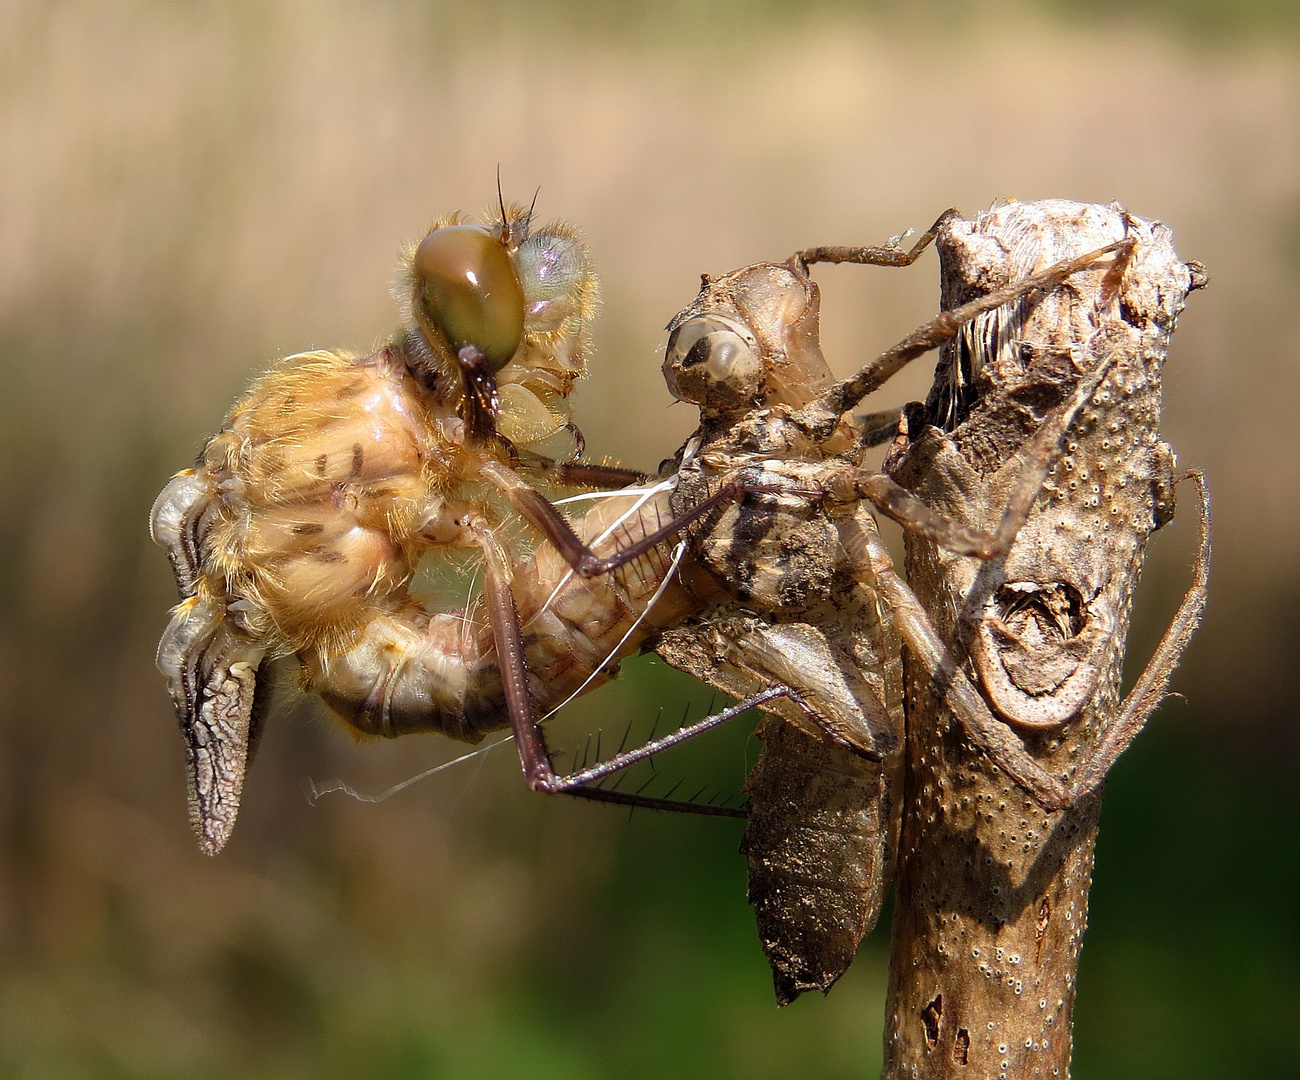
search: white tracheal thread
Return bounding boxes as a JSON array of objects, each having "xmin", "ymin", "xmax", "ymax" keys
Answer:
[
  {"xmin": 524, "ymin": 474, "xmax": 681, "ymax": 633},
  {"xmin": 307, "ymin": 735, "xmax": 514, "ymax": 804},
  {"xmin": 307, "ymin": 530, "xmax": 688, "ymax": 802},
  {"xmin": 538, "ymin": 536, "xmax": 687, "ymax": 723},
  {"xmin": 530, "ymin": 441, "xmax": 704, "ymax": 718},
  {"xmin": 452, "ymin": 563, "xmax": 481, "ymax": 637},
  {"xmin": 309, "ymin": 463, "xmax": 700, "ymax": 804}
]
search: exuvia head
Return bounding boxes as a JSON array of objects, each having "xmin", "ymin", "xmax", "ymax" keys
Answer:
[{"xmin": 663, "ymin": 261, "xmax": 834, "ymax": 417}]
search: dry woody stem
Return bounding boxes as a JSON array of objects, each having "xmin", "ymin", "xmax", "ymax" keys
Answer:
[{"xmin": 880, "ymin": 201, "xmax": 1207, "ymax": 1079}]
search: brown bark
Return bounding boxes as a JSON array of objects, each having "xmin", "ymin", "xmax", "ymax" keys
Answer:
[{"xmin": 880, "ymin": 201, "xmax": 1202, "ymax": 1078}]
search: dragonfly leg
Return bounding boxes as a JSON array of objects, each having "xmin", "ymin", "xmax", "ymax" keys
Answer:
[
  {"xmin": 484, "ymin": 459, "xmax": 768, "ymax": 579},
  {"xmin": 796, "ymin": 236, "xmax": 1135, "ymax": 436},
  {"xmin": 793, "ymin": 209, "xmax": 958, "ymax": 273},
  {"xmin": 839, "ymin": 514, "xmax": 1071, "ymax": 811},
  {"xmin": 856, "ymin": 346, "xmax": 1120, "ymax": 559},
  {"xmin": 479, "ymin": 527, "xmax": 777, "ymax": 817}
]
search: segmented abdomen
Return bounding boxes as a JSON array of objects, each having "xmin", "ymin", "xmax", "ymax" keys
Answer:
[
  {"xmin": 307, "ymin": 485, "xmax": 709, "ymax": 741},
  {"xmin": 513, "ymin": 488, "xmax": 709, "ymax": 700},
  {"xmin": 742, "ymin": 563, "xmax": 905, "ymax": 1004},
  {"xmin": 741, "ymin": 714, "xmax": 898, "ymax": 1005}
]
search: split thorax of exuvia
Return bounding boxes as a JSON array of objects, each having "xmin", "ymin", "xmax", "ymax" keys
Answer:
[
  {"xmin": 397, "ymin": 203, "xmax": 599, "ymax": 449},
  {"xmin": 658, "ymin": 260, "xmax": 873, "ymax": 620},
  {"xmin": 662, "ymin": 259, "xmax": 857, "ymax": 460}
]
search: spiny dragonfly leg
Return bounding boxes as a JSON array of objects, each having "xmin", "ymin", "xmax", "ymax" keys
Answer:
[
  {"xmin": 484, "ymin": 459, "xmax": 764, "ymax": 579},
  {"xmin": 793, "ymin": 208, "xmax": 958, "ymax": 273},
  {"xmin": 796, "ymin": 236, "xmax": 1136, "ymax": 436},
  {"xmin": 480, "ymin": 534, "xmax": 795, "ymax": 819}
]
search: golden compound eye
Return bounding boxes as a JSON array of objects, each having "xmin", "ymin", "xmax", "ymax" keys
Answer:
[{"xmin": 413, "ymin": 225, "xmax": 525, "ymax": 371}]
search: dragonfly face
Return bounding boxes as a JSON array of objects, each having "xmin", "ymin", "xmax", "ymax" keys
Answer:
[{"xmin": 403, "ymin": 208, "xmax": 599, "ymax": 445}]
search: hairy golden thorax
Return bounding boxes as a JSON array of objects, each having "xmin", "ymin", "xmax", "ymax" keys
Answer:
[{"xmin": 198, "ymin": 345, "xmax": 489, "ymax": 655}]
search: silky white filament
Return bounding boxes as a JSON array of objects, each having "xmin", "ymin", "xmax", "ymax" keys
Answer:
[
  {"xmin": 524, "ymin": 474, "xmax": 678, "ymax": 631},
  {"xmin": 307, "ymin": 735, "xmax": 514, "ymax": 804},
  {"xmin": 539, "ymin": 537, "xmax": 687, "ymax": 722}
]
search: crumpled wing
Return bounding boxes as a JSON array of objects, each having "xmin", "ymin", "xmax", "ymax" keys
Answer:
[
  {"xmin": 150, "ymin": 470, "xmax": 211, "ymax": 598},
  {"xmin": 156, "ymin": 597, "xmax": 268, "ymax": 855},
  {"xmin": 656, "ymin": 616, "xmax": 897, "ymax": 758},
  {"xmin": 152, "ymin": 468, "xmax": 273, "ymax": 854}
]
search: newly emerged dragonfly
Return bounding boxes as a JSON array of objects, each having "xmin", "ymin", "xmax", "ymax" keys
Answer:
[{"xmin": 150, "ymin": 196, "xmax": 706, "ymax": 855}]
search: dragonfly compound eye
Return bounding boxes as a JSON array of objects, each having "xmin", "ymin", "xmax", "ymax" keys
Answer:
[
  {"xmin": 663, "ymin": 315, "xmax": 763, "ymax": 412},
  {"xmin": 413, "ymin": 225, "xmax": 525, "ymax": 371},
  {"xmin": 513, "ymin": 231, "xmax": 592, "ymax": 334}
]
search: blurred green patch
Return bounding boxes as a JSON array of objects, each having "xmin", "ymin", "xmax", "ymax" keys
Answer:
[
  {"xmin": 364, "ymin": 0, "xmax": 1300, "ymax": 50},
  {"xmin": 428, "ymin": 0, "xmax": 1300, "ymax": 39},
  {"xmin": 1078, "ymin": 717, "xmax": 1300, "ymax": 1080},
  {"xmin": 1048, "ymin": 0, "xmax": 1300, "ymax": 35}
]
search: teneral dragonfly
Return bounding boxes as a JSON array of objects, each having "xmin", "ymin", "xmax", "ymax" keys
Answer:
[{"xmin": 149, "ymin": 196, "xmax": 709, "ymax": 855}]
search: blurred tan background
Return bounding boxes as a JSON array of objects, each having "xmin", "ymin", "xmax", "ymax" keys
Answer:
[{"xmin": 1, "ymin": 1, "xmax": 1297, "ymax": 1077}]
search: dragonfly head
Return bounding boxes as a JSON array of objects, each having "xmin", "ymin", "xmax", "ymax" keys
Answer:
[
  {"xmin": 402, "ymin": 200, "xmax": 599, "ymax": 447},
  {"xmin": 663, "ymin": 262, "xmax": 834, "ymax": 418}
]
